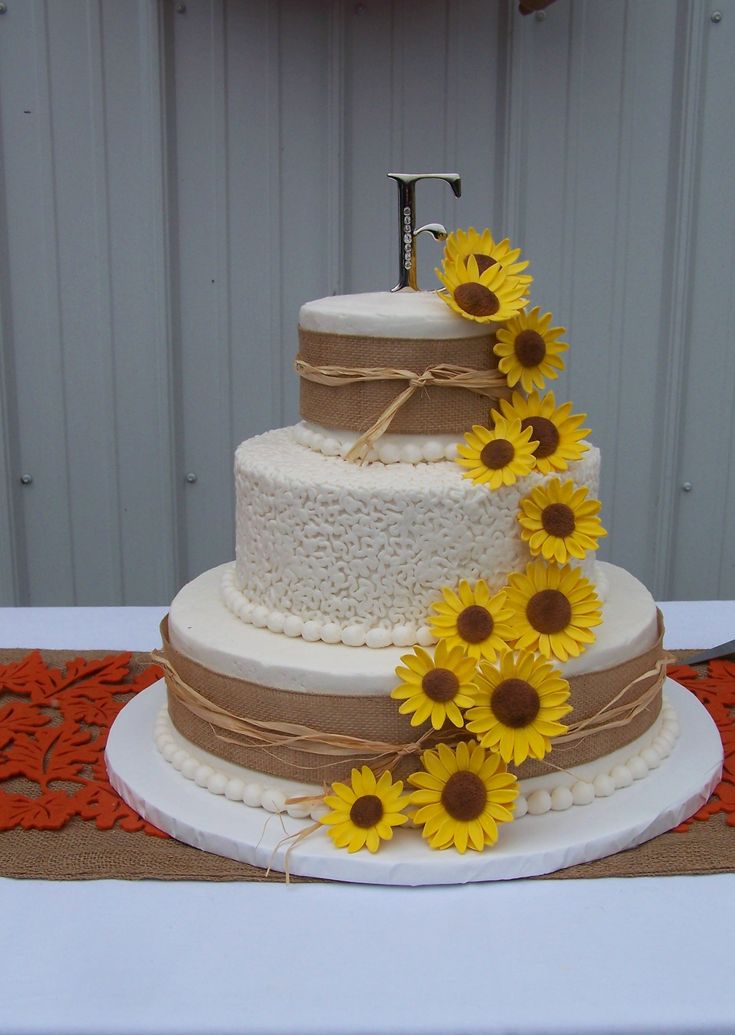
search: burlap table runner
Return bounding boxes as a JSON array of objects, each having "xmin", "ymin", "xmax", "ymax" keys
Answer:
[{"xmin": 0, "ymin": 646, "xmax": 732, "ymax": 882}]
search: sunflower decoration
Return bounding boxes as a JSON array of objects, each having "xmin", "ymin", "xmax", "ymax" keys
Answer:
[
  {"xmin": 429, "ymin": 579, "xmax": 515, "ymax": 662},
  {"xmin": 518, "ymin": 478, "xmax": 607, "ymax": 564},
  {"xmin": 443, "ymin": 227, "xmax": 533, "ymax": 287},
  {"xmin": 455, "ymin": 417, "xmax": 538, "ymax": 489},
  {"xmin": 408, "ymin": 740, "xmax": 519, "ymax": 853},
  {"xmin": 436, "ymin": 254, "xmax": 528, "ymax": 324},
  {"xmin": 392, "ymin": 640, "xmax": 479, "ymax": 731},
  {"xmin": 493, "ymin": 308, "xmax": 568, "ymax": 392},
  {"xmin": 319, "ymin": 766, "xmax": 411, "ymax": 853},
  {"xmin": 504, "ymin": 559, "xmax": 602, "ymax": 662},
  {"xmin": 466, "ymin": 650, "xmax": 572, "ymax": 766},
  {"xmin": 492, "ymin": 390, "xmax": 590, "ymax": 475}
]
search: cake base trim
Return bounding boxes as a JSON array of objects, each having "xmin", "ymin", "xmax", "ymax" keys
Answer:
[
  {"xmin": 105, "ymin": 678, "xmax": 723, "ymax": 883},
  {"xmin": 154, "ymin": 612, "xmax": 666, "ymax": 785}
]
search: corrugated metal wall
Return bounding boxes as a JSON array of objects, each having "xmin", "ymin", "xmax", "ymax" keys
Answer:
[{"xmin": 1, "ymin": 0, "xmax": 734, "ymax": 606}]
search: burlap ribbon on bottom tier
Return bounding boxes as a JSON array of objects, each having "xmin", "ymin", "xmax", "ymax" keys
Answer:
[{"xmin": 154, "ymin": 614, "xmax": 666, "ymax": 785}]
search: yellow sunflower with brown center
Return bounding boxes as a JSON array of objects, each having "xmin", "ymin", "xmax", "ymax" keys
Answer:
[
  {"xmin": 504, "ymin": 560, "xmax": 602, "ymax": 662},
  {"xmin": 518, "ymin": 478, "xmax": 607, "ymax": 564},
  {"xmin": 319, "ymin": 766, "xmax": 411, "ymax": 853},
  {"xmin": 391, "ymin": 640, "xmax": 479, "ymax": 730},
  {"xmin": 429, "ymin": 579, "xmax": 515, "ymax": 662},
  {"xmin": 443, "ymin": 227, "xmax": 532, "ymax": 286},
  {"xmin": 436, "ymin": 254, "xmax": 528, "ymax": 324},
  {"xmin": 465, "ymin": 650, "xmax": 572, "ymax": 766},
  {"xmin": 408, "ymin": 740, "xmax": 519, "ymax": 853},
  {"xmin": 493, "ymin": 307, "xmax": 568, "ymax": 392},
  {"xmin": 492, "ymin": 390, "xmax": 590, "ymax": 474},
  {"xmin": 455, "ymin": 417, "xmax": 538, "ymax": 489}
]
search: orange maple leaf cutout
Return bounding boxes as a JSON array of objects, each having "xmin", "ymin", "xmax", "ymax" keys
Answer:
[{"xmin": 0, "ymin": 650, "xmax": 166, "ymax": 839}]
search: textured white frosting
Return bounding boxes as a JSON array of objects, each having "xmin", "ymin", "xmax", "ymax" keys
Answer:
[
  {"xmin": 299, "ymin": 289, "xmax": 492, "ymax": 339},
  {"xmin": 293, "ymin": 421, "xmax": 462, "ymax": 465},
  {"xmin": 154, "ymin": 698, "xmax": 679, "ymax": 821},
  {"xmin": 170, "ymin": 561, "xmax": 658, "ymax": 696},
  {"xmin": 231, "ymin": 427, "xmax": 602, "ymax": 648}
]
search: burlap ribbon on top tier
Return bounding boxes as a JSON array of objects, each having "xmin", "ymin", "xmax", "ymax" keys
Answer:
[
  {"xmin": 296, "ymin": 327, "xmax": 509, "ymax": 461},
  {"xmin": 154, "ymin": 614, "xmax": 666, "ymax": 786}
]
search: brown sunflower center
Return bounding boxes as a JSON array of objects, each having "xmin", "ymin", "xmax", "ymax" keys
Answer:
[
  {"xmin": 349, "ymin": 794, "xmax": 384, "ymax": 829},
  {"xmin": 473, "ymin": 252, "xmax": 497, "ymax": 275},
  {"xmin": 541, "ymin": 502, "xmax": 576, "ymax": 538},
  {"xmin": 521, "ymin": 416, "xmax": 560, "ymax": 459},
  {"xmin": 491, "ymin": 677, "xmax": 541, "ymax": 728},
  {"xmin": 514, "ymin": 329, "xmax": 547, "ymax": 368},
  {"xmin": 441, "ymin": 770, "xmax": 487, "ymax": 821},
  {"xmin": 526, "ymin": 589, "xmax": 572, "ymax": 634},
  {"xmin": 456, "ymin": 604, "xmax": 494, "ymax": 644},
  {"xmin": 454, "ymin": 282, "xmax": 500, "ymax": 318},
  {"xmin": 480, "ymin": 438, "xmax": 515, "ymax": 470},
  {"xmin": 422, "ymin": 667, "xmax": 460, "ymax": 703}
]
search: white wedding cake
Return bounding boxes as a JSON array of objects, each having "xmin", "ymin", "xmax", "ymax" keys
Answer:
[{"xmin": 152, "ymin": 216, "xmax": 675, "ymax": 860}]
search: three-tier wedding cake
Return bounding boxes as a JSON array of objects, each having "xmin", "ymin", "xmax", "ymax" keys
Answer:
[{"xmin": 150, "ymin": 184, "xmax": 677, "ymax": 863}]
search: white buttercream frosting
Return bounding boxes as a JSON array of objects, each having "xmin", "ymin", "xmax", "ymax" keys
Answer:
[
  {"xmin": 299, "ymin": 289, "xmax": 492, "ymax": 339},
  {"xmin": 231, "ymin": 427, "xmax": 602, "ymax": 647},
  {"xmin": 170, "ymin": 561, "xmax": 658, "ymax": 695}
]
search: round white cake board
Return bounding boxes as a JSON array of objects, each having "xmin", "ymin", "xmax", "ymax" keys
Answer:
[{"xmin": 106, "ymin": 678, "xmax": 723, "ymax": 886}]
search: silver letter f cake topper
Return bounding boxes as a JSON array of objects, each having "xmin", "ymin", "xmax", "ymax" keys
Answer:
[{"xmin": 388, "ymin": 172, "xmax": 461, "ymax": 291}]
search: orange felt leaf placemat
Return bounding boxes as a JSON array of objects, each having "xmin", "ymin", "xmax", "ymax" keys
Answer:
[{"xmin": 0, "ymin": 647, "xmax": 732, "ymax": 881}]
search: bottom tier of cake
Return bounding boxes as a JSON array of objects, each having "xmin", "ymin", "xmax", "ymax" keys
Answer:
[
  {"xmin": 104, "ymin": 678, "xmax": 724, "ymax": 883},
  {"xmin": 156, "ymin": 560, "xmax": 665, "ymax": 807}
]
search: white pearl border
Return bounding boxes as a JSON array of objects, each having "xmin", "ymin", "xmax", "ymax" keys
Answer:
[
  {"xmin": 154, "ymin": 708, "xmax": 327, "ymax": 822},
  {"xmin": 293, "ymin": 421, "xmax": 460, "ymax": 465},
  {"xmin": 221, "ymin": 565, "xmax": 436, "ymax": 649},
  {"xmin": 154, "ymin": 700, "xmax": 680, "ymax": 824}
]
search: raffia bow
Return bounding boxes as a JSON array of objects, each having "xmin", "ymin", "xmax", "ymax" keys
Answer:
[{"xmin": 294, "ymin": 356, "xmax": 509, "ymax": 463}]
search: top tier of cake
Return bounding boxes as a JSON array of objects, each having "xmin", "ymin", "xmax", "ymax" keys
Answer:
[
  {"xmin": 297, "ymin": 290, "xmax": 504, "ymax": 445},
  {"xmin": 299, "ymin": 288, "xmax": 493, "ymax": 340}
]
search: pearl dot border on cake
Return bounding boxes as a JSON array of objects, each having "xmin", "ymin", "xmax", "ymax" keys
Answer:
[
  {"xmin": 154, "ymin": 700, "xmax": 680, "ymax": 823},
  {"xmin": 293, "ymin": 421, "xmax": 460, "ymax": 465},
  {"xmin": 221, "ymin": 565, "xmax": 437, "ymax": 649}
]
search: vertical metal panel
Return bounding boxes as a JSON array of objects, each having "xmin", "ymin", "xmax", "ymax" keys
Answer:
[
  {"xmin": 0, "ymin": 0, "xmax": 177, "ymax": 605},
  {"xmin": 166, "ymin": 0, "xmax": 236, "ymax": 583},
  {"xmin": 0, "ymin": 0, "xmax": 77, "ymax": 604},
  {"xmin": 669, "ymin": 0, "xmax": 735, "ymax": 598},
  {"xmin": 1, "ymin": 0, "xmax": 735, "ymax": 604},
  {"xmin": 0, "ymin": 297, "xmax": 21, "ymax": 605},
  {"xmin": 223, "ymin": 0, "xmax": 285, "ymax": 444},
  {"xmin": 101, "ymin": 0, "xmax": 178, "ymax": 605},
  {"xmin": 278, "ymin": 1, "xmax": 335, "ymax": 422}
]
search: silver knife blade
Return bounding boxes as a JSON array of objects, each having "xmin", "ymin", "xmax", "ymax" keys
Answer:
[{"xmin": 680, "ymin": 638, "xmax": 735, "ymax": 666}]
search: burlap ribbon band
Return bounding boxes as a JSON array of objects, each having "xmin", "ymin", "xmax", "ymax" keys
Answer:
[
  {"xmin": 155, "ymin": 613, "xmax": 666, "ymax": 786},
  {"xmin": 297, "ymin": 327, "xmax": 509, "ymax": 460}
]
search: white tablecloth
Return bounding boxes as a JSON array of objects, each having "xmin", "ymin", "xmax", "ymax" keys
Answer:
[{"xmin": 1, "ymin": 602, "xmax": 734, "ymax": 1035}]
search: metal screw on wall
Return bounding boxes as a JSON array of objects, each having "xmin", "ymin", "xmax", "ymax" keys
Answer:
[
  {"xmin": 175, "ymin": 2, "xmax": 186, "ymax": 12},
  {"xmin": 681, "ymin": 482, "xmax": 693, "ymax": 492},
  {"xmin": 19, "ymin": 474, "xmax": 33, "ymax": 485},
  {"xmin": 0, "ymin": 5, "xmax": 8, "ymax": 15},
  {"xmin": 711, "ymin": 11, "xmax": 722, "ymax": 22},
  {"xmin": 185, "ymin": 472, "xmax": 198, "ymax": 484},
  {"xmin": 535, "ymin": 10, "xmax": 546, "ymax": 21}
]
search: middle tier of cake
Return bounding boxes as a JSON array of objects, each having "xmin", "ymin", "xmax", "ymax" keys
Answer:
[{"xmin": 224, "ymin": 426, "xmax": 604, "ymax": 648}]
